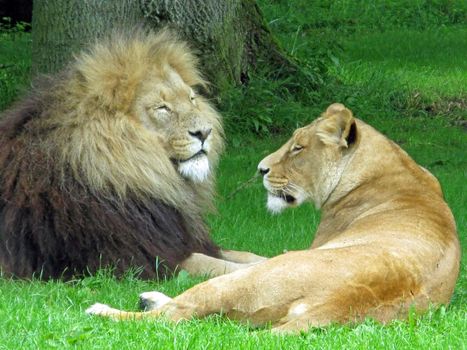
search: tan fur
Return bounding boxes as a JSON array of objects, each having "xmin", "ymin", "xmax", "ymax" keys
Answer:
[{"xmin": 86, "ymin": 104, "xmax": 460, "ymax": 333}]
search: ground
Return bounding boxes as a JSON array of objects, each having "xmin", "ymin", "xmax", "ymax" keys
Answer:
[{"xmin": 0, "ymin": 0, "xmax": 466, "ymax": 348}]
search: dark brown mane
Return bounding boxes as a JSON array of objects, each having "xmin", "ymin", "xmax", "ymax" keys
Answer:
[{"xmin": 0, "ymin": 36, "xmax": 221, "ymax": 280}]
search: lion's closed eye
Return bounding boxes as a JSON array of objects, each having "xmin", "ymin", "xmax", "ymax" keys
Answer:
[
  {"xmin": 155, "ymin": 105, "xmax": 171, "ymax": 113},
  {"xmin": 290, "ymin": 144, "xmax": 304, "ymax": 154},
  {"xmin": 147, "ymin": 103, "xmax": 170, "ymax": 114}
]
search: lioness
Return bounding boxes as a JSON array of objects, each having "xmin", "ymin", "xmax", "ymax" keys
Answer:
[{"xmin": 86, "ymin": 103, "xmax": 460, "ymax": 333}]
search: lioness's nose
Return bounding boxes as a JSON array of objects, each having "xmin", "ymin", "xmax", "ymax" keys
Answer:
[
  {"xmin": 189, "ymin": 128, "xmax": 212, "ymax": 142},
  {"xmin": 258, "ymin": 166, "xmax": 270, "ymax": 176}
]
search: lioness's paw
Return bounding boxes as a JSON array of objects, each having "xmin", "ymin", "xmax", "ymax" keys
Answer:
[
  {"xmin": 85, "ymin": 303, "xmax": 115, "ymax": 316},
  {"xmin": 139, "ymin": 291, "xmax": 172, "ymax": 311}
]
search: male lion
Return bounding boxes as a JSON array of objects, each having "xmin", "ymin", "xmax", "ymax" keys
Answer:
[
  {"xmin": 86, "ymin": 103, "xmax": 460, "ymax": 333},
  {"xmin": 0, "ymin": 30, "xmax": 264, "ymax": 280}
]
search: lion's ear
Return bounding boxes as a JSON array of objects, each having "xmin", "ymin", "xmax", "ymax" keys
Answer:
[{"xmin": 317, "ymin": 104, "xmax": 357, "ymax": 148}]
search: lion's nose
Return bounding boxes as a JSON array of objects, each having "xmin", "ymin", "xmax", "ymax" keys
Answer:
[
  {"xmin": 189, "ymin": 128, "xmax": 212, "ymax": 142},
  {"xmin": 258, "ymin": 166, "xmax": 270, "ymax": 176}
]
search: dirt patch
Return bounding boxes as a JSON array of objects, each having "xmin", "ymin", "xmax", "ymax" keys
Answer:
[
  {"xmin": 425, "ymin": 97, "xmax": 467, "ymax": 116},
  {"xmin": 416, "ymin": 95, "xmax": 467, "ymax": 131}
]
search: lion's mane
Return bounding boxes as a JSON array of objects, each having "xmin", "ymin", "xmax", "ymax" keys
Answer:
[{"xmin": 0, "ymin": 30, "xmax": 222, "ymax": 279}]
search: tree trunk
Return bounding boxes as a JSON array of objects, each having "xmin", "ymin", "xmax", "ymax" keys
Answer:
[
  {"xmin": 32, "ymin": 0, "xmax": 141, "ymax": 75},
  {"xmin": 140, "ymin": 0, "xmax": 292, "ymax": 90},
  {"xmin": 32, "ymin": 0, "xmax": 293, "ymax": 91}
]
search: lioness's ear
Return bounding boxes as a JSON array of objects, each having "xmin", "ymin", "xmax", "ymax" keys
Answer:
[
  {"xmin": 324, "ymin": 103, "xmax": 347, "ymax": 116},
  {"xmin": 317, "ymin": 104, "xmax": 357, "ymax": 148}
]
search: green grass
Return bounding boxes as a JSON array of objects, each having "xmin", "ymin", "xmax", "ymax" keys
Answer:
[
  {"xmin": 333, "ymin": 26, "xmax": 467, "ymax": 114},
  {"xmin": 1, "ymin": 1, "xmax": 466, "ymax": 348},
  {"xmin": 0, "ymin": 31, "xmax": 31, "ymax": 111},
  {"xmin": 0, "ymin": 125, "xmax": 465, "ymax": 349},
  {"xmin": 0, "ymin": 277, "xmax": 465, "ymax": 349}
]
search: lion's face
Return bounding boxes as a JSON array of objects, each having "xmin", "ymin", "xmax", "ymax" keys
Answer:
[
  {"xmin": 133, "ymin": 67, "xmax": 222, "ymax": 184},
  {"xmin": 258, "ymin": 104, "xmax": 357, "ymax": 213},
  {"xmin": 53, "ymin": 30, "xmax": 225, "ymax": 206}
]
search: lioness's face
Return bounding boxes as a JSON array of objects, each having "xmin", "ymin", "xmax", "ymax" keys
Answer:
[
  {"xmin": 258, "ymin": 104, "xmax": 356, "ymax": 213},
  {"xmin": 134, "ymin": 67, "xmax": 222, "ymax": 183},
  {"xmin": 258, "ymin": 124, "xmax": 324, "ymax": 213}
]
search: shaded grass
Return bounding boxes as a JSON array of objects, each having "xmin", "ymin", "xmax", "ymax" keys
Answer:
[
  {"xmin": 0, "ymin": 32, "xmax": 31, "ymax": 111},
  {"xmin": 226, "ymin": 0, "xmax": 467, "ymax": 135}
]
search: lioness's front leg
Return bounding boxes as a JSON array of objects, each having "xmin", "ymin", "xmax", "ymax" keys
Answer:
[
  {"xmin": 88, "ymin": 251, "xmax": 316, "ymax": 326},
  {"xmin": 88, "ymin": 265, "xmax": 261, "ymax": 322},
  {"xmin": 87, "ymin": 247, "xmax": 428, "ymax": 333}
]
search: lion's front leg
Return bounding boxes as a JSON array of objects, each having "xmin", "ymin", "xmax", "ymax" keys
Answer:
[
  {"xmin": 179, "ymin": 252, "xmax": 260, "ymax": 277},
  {"xmin": 219, "ymin": 249, "xmax": 267, "ymax": 264}
]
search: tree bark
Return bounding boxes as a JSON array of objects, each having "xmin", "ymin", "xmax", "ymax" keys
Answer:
[
  {"xmin": 140, "ymin": 0, "xmax": 292, "ymax": 90},
  {"xmin": 32, "ymin": 0, "xmax": 293, "ymax": 91},
  {"xmin": 32, "ymin": 0, "xmax": 141, "ymax": 75}
]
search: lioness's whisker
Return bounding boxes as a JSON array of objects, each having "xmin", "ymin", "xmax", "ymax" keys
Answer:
[{"xmin": 225, "ymin": 173, "xmax": 260, "ymax": 200}]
